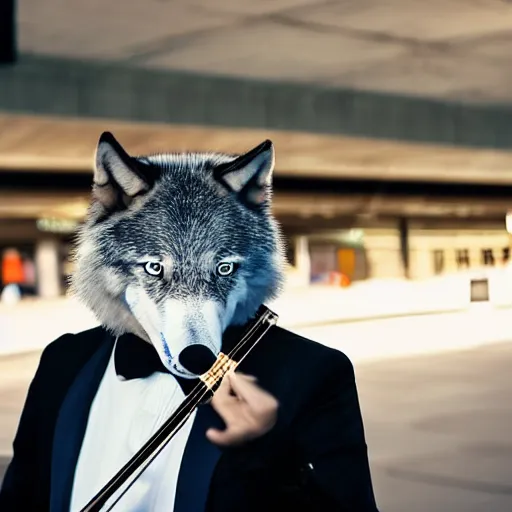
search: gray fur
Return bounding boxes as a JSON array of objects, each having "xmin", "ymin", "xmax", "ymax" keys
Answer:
[{"xmin": 70, "ymin": 133, "xmax": 286, "ymax": 378}]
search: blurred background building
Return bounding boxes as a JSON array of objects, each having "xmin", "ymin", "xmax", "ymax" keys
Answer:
[{"xmin": 2, "ymin": 0, "xmax": 512, "ymax": 299}]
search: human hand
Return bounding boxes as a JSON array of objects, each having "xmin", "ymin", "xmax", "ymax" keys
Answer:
[{"xmin": 206, "ymin": 372, "xmax": 279, "ymax": 447}]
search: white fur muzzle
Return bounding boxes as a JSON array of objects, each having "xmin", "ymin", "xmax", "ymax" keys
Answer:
[{"xmin": 124, "ymin": 285, "xmax": 223, "ymax": 379}]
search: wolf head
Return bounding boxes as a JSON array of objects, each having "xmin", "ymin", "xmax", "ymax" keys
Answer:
[{"xmin": 70, "ymin": 133, "xmax": 286, "ymax": 379}]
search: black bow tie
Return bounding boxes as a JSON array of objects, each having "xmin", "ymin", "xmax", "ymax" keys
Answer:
[
  {"xmin": 114, "ymin": 333, "xmax": 199, "ymax": 395},
  {"xmin": 113, "ymin": 325, "xmax": 247, "ymax": 393},
  {"xmin": 114, "ymin": 333, "xmax": 171, "ymax": 381}
]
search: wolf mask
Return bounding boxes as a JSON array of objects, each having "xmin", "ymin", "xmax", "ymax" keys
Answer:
[{"xmin": 70, "ymin": 132, "xmax": 286, "ymax": 379}]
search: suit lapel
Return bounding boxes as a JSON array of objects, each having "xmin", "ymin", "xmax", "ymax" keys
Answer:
[
  {"xmin": 174, "ymin": 403, "xmax": 223, "ymax": 512},
  {"xmin": 173, "ymin": 324, "xmax": 273, "ymax": 512},
  {"xmin": 50, "ymin": 336, "xmax": 114, "ymax": 512},
  {"xmin": 173, "ymin": 326, "xmax": 249, "ymax": 512}
]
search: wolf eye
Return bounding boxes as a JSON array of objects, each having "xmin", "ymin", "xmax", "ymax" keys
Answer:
[
  {"xmin": 216, "ymin": 261, "xmax": 237, "ymax": 277},
  {"xmin": 144, "ymin": 262, "xmax": 164, "ymax": 277}
]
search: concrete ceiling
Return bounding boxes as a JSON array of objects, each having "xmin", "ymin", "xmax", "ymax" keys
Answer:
[
  {"xmin": 3, "ymin": 114, "xmax": 512, "ymax": 185},
  {"xmin": 18, "ymin": 0, "xmax": 512, "ymax": 104}
]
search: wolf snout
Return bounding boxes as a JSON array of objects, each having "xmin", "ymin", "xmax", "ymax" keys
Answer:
[{"xmin": 178, "ymin": 345, "xmax": 217, "ymax": 375}]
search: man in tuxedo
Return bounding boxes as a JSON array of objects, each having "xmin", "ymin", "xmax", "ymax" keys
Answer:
[
  {"xmin": 0, "ymin": 133, "xmax": 378, "ymax": 510},
  {"xmin": 0, "ymin": 323, "xmax": 378, "ymax": 511}
]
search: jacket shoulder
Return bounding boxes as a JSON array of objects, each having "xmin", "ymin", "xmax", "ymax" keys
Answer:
[
  {"xmin": 266, "ymin": 325, "xmax": 354, "ymax": 374},
  {"xmin": 39, "ymin": 326, "xmax": 109, "ymax": 376},
  {"xmin": 246, "ymin": 324, "xmax": 355, "ymax": 404}
]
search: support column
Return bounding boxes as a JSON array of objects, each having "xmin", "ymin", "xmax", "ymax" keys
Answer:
[
  {"xmin": 0, "ymin": 0, "xmax": 16, "ymax": 64},
  {"xmin": 35, "ymin": 238, "xmax": 61, "ymax": 298},
  {"xmin": 294, "ymin": 236, "xmax": 311, "ymax": 287},
  {"xmin": 398, "ymin": 217, "xmax": 410, "ymax": 279},
  {"xmin": 295, "ymin": 236, "xmax": 311, "ymax": 277}
]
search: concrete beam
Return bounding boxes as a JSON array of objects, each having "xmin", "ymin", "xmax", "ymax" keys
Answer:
[
  {"xmin": 5, "ymin": 114, "xmax": 512, "ymax": 185},
  {"xmin": 0, "ymin": 186, "xmax": 509, "ymax": 221},
  {"xmin": 1, "ymin": 55, "xmax": 512, "ymax": 151}
]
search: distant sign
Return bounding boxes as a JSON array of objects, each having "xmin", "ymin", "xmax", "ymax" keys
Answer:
[
  {"xmin": 470, "ymin": 279, "xmax": 489, "ymax": 302},
  {"xmin": 36, "ymin": 218, "xmax": 79, "ymax": 234}
]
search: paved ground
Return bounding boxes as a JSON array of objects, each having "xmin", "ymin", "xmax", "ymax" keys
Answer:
[
  {"xmin": 355, "ymin": 343, "xmax": 512, "ymax": 511},
  {"xmin": 1, "ymin": 342, "xmax": 512, "ymax": 511}
]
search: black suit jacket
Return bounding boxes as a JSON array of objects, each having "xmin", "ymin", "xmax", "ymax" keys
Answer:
[{"xmin": 0, "ymin": 324, "xmax": 378, "ymax": 511}]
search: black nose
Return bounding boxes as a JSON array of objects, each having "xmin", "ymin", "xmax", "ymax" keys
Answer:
[{"xmin": 178, "ymin": 345, "xmax": 217, "ymax": 375}]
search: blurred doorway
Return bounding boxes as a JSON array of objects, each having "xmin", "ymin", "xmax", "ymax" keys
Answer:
[{"xmin": 309, "ymin": 233, "xmax": 368, "ymax": 284}]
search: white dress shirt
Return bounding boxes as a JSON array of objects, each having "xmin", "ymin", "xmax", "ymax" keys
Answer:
[{"xmin": 70, "ymin": 342, "xmax": 196, "ymax": 512}]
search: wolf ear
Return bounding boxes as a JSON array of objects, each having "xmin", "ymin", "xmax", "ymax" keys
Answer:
[
  {"xmin": 93, "ymin": 132, "xmax": 153, "ymax": 210},
  {"xmin": 214, "ymin": 140, "xmax": 275, "ymax": 207}
]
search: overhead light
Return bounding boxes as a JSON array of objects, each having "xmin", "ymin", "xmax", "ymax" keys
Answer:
[
  {"xmin": 346, "ymin": 229, "xmax": 364, "ymax": 242},
  {"xmin": 336, "ymin": 229, "xmax": 364, "ymax": 244}
]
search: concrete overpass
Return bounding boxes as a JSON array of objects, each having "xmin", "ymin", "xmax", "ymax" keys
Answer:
[
  {"xmin": 1, "ymin": 0, "xmax": 512, "ymax": 226},
  {"xmin": 2, "ymin": 1, "xmax": 512, "ymax": 153}
]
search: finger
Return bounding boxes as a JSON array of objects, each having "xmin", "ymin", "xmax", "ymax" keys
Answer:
[
  {"xmin": 234, "ymin": 372, "xmax": 258, "ymax": 383},
  {"xmin": 214, "ymin": 372, "xmax": 257, "ymax": 401},
  {"xmin": 210, "ymin": 377, "xmax": 236, "ymax": 407},
  {"xmin": 209, "ymin": 378, "xmax": 239, "ymax": 423},
  {"xmin": 231, "ymin": 373, "xmax": 257, "ymax": 397},
  {"xmin": 228, "ymin": 372, "xmax": 275, "ymax": 406},
  {"xmin": 215, "ymin": 372, "xmax": 237, "ymax": 397},
  {"xmin": 225, "ymin": 373, "xmax": 258, "ymax": 401},
  {"xmin": 228, "ymin": 374, "xmax": 279, "ymax": 423},
  {"xmin": 206, "ymin": 426, "xmax": 249, "ymax": 447}
]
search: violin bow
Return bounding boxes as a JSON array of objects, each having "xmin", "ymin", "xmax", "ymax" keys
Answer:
[{"xmin": 80, "ymin": 305, "xmax": 278, "ymax": 512}]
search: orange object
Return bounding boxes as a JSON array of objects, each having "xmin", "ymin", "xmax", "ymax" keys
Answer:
[
  {"xmin": 328, "ymin": 271, "xmax": 351, "ymax": 287},
  {"xmin": 337, "ymin": 248, "xmax": 355, "ymax": 278},
  {"xmin": 2, "ymin": 249, "xmax": 25, "ymax": 285}
]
